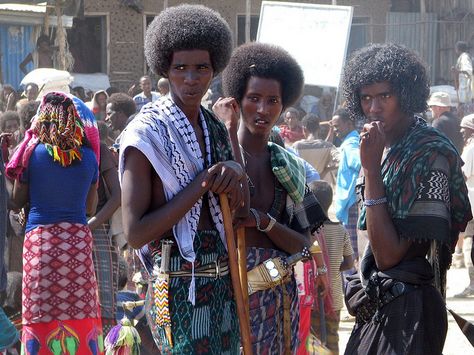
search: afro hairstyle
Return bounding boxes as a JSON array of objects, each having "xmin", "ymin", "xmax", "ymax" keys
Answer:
[
  {"xmin": 107, "ymin": 93, "xmax": 136, "ymax": 117},
  {"xmin": 222, "ymin": 42, "xmax": 304, "ymax": 109},
  {"xmin": 342, "ymin": 43, "xmax": 430, "ymax": 120},
  {"xmin": 301, "ymin": 113, "xmax": 320, "ymax": 133},
  {"xmin": 145, "ymin": 4, "xmax": 232, "ymax": 77}
]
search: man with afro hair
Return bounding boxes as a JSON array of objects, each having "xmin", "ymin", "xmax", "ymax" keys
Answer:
[
  {"xmin": 343, "ymin": 43, "xmax": 471, "ymax": 354},
  {"xmin": 119, "ymin": 4, "xmax": 243, "ymax": 354},
  {"xmin": 215, "ymin": 41, "xmax": 328, "ymax": 355}
]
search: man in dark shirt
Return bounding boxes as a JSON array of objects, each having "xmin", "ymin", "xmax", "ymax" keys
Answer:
[{"xmin": 428, "ymin": 91, "xmax": 464, "ymax": 153}]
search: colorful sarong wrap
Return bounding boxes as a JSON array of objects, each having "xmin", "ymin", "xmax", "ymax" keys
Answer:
[
  {"xmin": 21, "ymin": 222, "xmax": 103, "ymax": 355},
  {"xmin": 146, "ymin": 231, "xmax": 240, "ymax": 354},
  {"xmin": 247, "ymin": 247, "xmax": 300, "ymax": 355}
]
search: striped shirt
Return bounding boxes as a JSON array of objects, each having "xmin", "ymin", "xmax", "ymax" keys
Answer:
[{"xmin": 323, "ymin": 221, "xmax": 354, "ymax": 311}]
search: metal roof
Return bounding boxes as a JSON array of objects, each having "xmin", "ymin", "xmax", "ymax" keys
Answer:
[{"xmin": 0, "ymin": 3, "xmax": 49, "ymax": 13}]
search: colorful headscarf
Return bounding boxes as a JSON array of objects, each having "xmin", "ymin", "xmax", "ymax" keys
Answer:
[
  {"xmin": 6, "ymin": 92, "xmax": 100, "ymax": 180},
  {"xmin": 34, "ymin": 92, "xmax": 84, "ymax": 166}
]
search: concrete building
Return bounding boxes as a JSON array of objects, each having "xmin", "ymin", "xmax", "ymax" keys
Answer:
[{"xmin": 82, "ymin": 0, "xmax": 390, "ymax": 92}]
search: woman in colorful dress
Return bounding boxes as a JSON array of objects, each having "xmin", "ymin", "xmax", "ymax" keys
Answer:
[
  {"xmin": 119, "ymin": 5, "xmax": 243, "ymax": 354},
  {"xmin": 7, "ymin": 92, "xmax": 103, "ymax": 355},
  {"xmin": 214, "ymin": 42, "xmax": 327, "ymax": 354}
]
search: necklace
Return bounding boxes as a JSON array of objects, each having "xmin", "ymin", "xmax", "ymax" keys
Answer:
[{"xmin": 241, "ymin": 146, "xmax": 256, "ymax": 197}]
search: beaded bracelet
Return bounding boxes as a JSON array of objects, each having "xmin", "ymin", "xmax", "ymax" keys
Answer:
[
  {"xmin": 261, "ymin": 213, "xmax": 276, "ymax": 233},
  {"xmin": 250, "ymin": 208, "xmax": 277, "ymax": 233},
  {"xmin": 364, "ymin": 196, "xmax": 387, "ymax": 207}
]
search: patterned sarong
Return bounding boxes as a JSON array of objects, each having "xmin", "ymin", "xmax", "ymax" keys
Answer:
[
  {"xmin": 146, "ymin": 230, "xmax": 240, "ymax": 354},
  {"xmin": 21, "ymin": 222, "xmax": 103, "ymax": 355},
  {"xmin": 247, "ymin": 247, "xmax": 300, "ymax": 355}
]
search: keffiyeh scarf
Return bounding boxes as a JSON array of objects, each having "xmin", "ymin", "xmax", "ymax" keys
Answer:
[{"xmin": 118, "ymin": 96, "xmax": 233, "ymax": 304}]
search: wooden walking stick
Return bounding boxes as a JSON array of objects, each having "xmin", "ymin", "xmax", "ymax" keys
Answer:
[
  {"xmin": 220, "ymin": 194, "xmax": 253, "ymax": 355},
  {"xmin": 237, "ymin": 227, "xmax": 249, "ymax": 313}
]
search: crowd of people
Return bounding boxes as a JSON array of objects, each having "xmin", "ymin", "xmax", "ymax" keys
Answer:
[{"xmin": 0, "ymin": 3, "xmax": 474, "ymax": 355}]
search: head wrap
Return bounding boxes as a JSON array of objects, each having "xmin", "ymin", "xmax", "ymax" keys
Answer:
[
  {"xmin": 460, "ymin": 114, "xmax": 474, "ymax": 131},
  {"xmin": 34, "ymin": 92, "xmax": 84, "ymax": 166}
]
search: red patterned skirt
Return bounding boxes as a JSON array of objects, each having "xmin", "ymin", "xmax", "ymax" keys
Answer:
[{"xmin": 21, "ymin": 222, "xmax": 104, "ymax": 355}]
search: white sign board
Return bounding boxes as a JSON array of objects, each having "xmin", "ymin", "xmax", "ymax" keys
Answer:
[{"xmin": 257, "ymin": 1, "xmax": 353, "ymax": 87}]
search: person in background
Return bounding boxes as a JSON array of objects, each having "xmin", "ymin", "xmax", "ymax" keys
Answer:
[
  {"xmin": 72, "ymin": 86, "xmax": 86, "ymax": 102},
  {"xmin": 455, "ymin": 113, "xmax": 474, "ymax": 297},
  {"xmin": 19, "ymin": 35, "xmax": 55, "ymax": 75},
  {"xmin": 88, "ymin": 118, "xmax": 122, "ymax": 332},
  {"xmin": 293, "ymin": 114, "xmax": 339, "ymax": 188},
  {"xmin": 0, "ymin": 112, "xmax": 21, "ymax": 161},
  {"xmin": 105, "ymin": 93, "xmax": 136, "ymax": 146},
  {"xmin": 343, "ymin": 43, "xmax": 471, "ymax": 354},
  {"xmin": 428, "ymin": 91, "xmax": 463, "ymax": 153},
  {"xmin": 133, "ymin": 76, "xmax": 160, "ymax": 113},
  {"xmin": 1, "ymin": 85, "xmax": 18, "ymax": 112},
  {"xmin": 7, "ymin": 92, "xmax": 103, "ymax": 354},
  {"xmin": 89, "ymin": 90, "xmax": 108, "ymax": 121},
  {"xmin": 18, "ymin": 101, "xmax": 40, "ymax": 142},
  {"xmin": 0, "ymin": 132, "xmax": 19, "ymax": 354},
  {"xmin": 0, "ymin": 112, "xmax": 20, "ymax": 135},
  {"xmin": 309, "ymin": 180, "xmax": 353, "ymax": 355},
  {"xmin": 157, "ymin": 78, "xmax": 170, "ymax": 96},
  {"xmin": 332, "ymin": 107, "xmax": 361, "ymax": 260},
  {"xmin": 279, "ymin": 107, "xmax": 305, "ymax": 145},
  {"xmin": 24, "ymin": 83, "xmax": 39, "ymax": 103},
  {"xmin": 452, "ymin": 40, "xmax": 473, "ymax": 116}
]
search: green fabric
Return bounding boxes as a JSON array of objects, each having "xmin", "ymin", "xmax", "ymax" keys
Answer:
[
  {"xmin": 149, "ymin": 230, "xmax": 240, "ymax": 354},
  {"xmin": 359, "ymin": 117, "xmax": 472, "ymax": 243},
  {"xmin": 201, "ymin": 108, "xmax": 234, "ymax": 164},
  {"xmin": 268, "ymin": 142, "xmax": 306, "ymax": 203}
]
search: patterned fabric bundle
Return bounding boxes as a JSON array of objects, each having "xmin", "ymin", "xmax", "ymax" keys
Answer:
[{"xmin": 268, "ymin": 142, "xmax": 306, "ymax": 204}]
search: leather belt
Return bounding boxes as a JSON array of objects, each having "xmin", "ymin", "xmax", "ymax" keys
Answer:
[{"xmin": 168, "ymin": 260, "xmax": 229, "ymax": 279}]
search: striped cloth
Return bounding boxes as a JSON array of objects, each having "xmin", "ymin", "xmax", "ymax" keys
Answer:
[
  {"xmin": 320, "ymin": 222, "xmax": 354, "ymax": 311},
  {"xmin": 91, "ymin": 223, "xmax": 119, "ymax": 333},
  {"xmin": 343, "ymin": 204, "xmax": 359, "ymax": 258}
]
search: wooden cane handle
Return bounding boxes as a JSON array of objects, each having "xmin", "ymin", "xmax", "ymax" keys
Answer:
[{"xmin": 220, "ymin": 194, "xmax": 253, "ymax": 355}]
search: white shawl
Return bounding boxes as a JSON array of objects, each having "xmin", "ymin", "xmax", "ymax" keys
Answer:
[{"xmin": 118, "ymin": 97, "xmax": 226, "ymax": 304}]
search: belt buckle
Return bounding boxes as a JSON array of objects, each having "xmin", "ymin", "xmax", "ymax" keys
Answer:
[{"xmin": 390, "ymin": 282, "xmax": 406, "ymax": 297}]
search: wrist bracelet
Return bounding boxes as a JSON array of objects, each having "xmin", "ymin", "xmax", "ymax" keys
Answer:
[
  {"xmin": 249, "ymin": 208, "xmax": 261, "ymax": 230},
  {"xmin": 364, "ymin": 196, "xmax": 387, "ymax": 207},
  {"xmin": 260, "ymin": 213, "xmax": 276, "ymax": 233}
]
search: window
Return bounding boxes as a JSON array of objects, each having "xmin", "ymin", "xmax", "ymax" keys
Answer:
[{"xmin": 237, "ymin": 15, "xmax": 259, "ymax": 45}]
